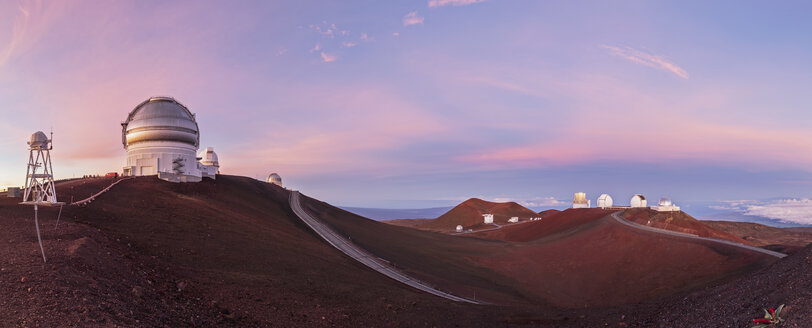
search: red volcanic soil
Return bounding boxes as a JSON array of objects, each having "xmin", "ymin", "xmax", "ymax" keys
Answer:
[
  {"xmin": 1, "ymin": 176, "xmax": 804, "ymax": 327},
  {"xmin": 538, "ymin": 209, "xmax": 560, "ymax": 217},
  {"xmin": 622, "ymin": 208, "xmax": 751, "ymax": 244},
  {"xmin": 0, "ymin": 176, "xmax": 525, "ymax": 327},
  {"xmin": 413, "ymin": 198, "xmax": 538, "ymax": 231},
  {"xmin": 472, "ymin": 208, "xmax": 614, "ymax": 242},
  {"xmin": 702, "ymin": 220, "xmax": 812, "ymax": 254},
  {"xmin": 381, "ymin": 218, "xmax": 432, "ymax": 229},
  {"xmin": 299, "ymin": 201, "xmax": 777, "ymax": 308},
  {"xmin": 641, "ymin": 243, "xmax": 812, "ymax": 327}
]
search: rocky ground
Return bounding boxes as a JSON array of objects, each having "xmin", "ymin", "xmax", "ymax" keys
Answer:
[{"xmin": 1, "ymin": 176, "xmax": 809, "ymax": 327}]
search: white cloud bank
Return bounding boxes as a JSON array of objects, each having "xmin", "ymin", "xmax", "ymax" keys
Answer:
[
  {"xmin": 742, "ymin": 198, "xmax": 812, "ymax": 225},
  {"xmin": 603, "ymin": 45, "xmax": 690, "ymax": 79}
]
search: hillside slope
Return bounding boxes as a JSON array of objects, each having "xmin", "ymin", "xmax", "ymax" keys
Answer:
[
  {"xmin": 0, "ymin": 176, "xmax": 522, "ymax": 327},
  {"xmin": 417, "ymin": 198, "xmax": 538, "ymax": 231},
  {"xmin": 702, "ymin": 220, "xmax": 812, "ymax": 254},
  {"xmin": 622, "ymin": 208, "xmax": 751, "ymax": 244},
  {"xmin": 300, "ymin": 198, "xmax": 777, "ymax": 308},
  {"xmin": 1, "ymin": 176, "xmax": 801, "ymax": 326}
]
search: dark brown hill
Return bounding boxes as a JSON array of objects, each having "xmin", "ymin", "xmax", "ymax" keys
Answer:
[
  {"xmin": 0, "ymin": 176, "xmax": 523, "ymax": 327},
  {"xmin": 702, "ymin": 220, "xmax": 812, "ymax": 254},
  {"xmin": 1, "ymin": 176, "xmax": 802, "ymax": 327},
  {"xmin": 473, "ymin": 208, "xmax": 614, "ymax": 242},
  {"xmin": 417, "ymin": 198, "xmax": 538, "ymax": 231},
  {"xmin": 300, "ymin": 200, "xmax": 777, "ymax": 308},
  {"xmin": 622, "ymin": 208, "xmax": 751, "ymax": 244}
]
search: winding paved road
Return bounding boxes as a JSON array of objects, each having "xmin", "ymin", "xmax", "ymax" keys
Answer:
[
  {"xmin": 610, "ymin": 212, "xmax": 787, "ymax": 258},
  {"xmin": 289, "ymin": 191, "xmax": 482, "ymax": 304}
]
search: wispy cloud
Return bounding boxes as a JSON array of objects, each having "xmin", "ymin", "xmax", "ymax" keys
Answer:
[
  {"xmin": 360, "ymin": 33, "xmax": 374, "ymax": 42},
  {"xmin": 342, "ymin": 41, "xmax": 357, "ymax": 48},
  {"xmin": 428, "ymin": 0, "xmax": 486, "ymax": 8},
  {"xmin": 403, "ymin": 11, "xmax": 424, "ymax": 26},
  {"xmin": 320, "ymin": 51, "xmax": 337, "ymax": 62},
  {"xmin": 603, "ymin": 45, "xmax": 689, "ymax": 79}
]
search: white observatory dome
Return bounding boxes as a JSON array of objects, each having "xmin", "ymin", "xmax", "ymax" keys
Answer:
[
  {"xmin": 659, "ymin": 198, "xmax": 672, "ymax": 206},
  {"xmin": 28, "ymin": 131, "xmax": 49, "ymax": 149},
  {"xmin": 198, "ymin": 147, "xmax": 219, "ymax": 167},
  {"xmin": 122, "ymin": 97, "xmax": 199, "ymax": 148},
  {"xmin": 630, "ymin": 194, "xmax": 647, "ymax": 208},
  {"xmin": 267, "ymin": 173, "xmax": 283, "ymax": 187},
  {"xmin": 597, "ymin": 194, "xmax": 613, "ymax": 208},
  {"xmin": 121, "ymin": 96, "xmax": 204, "ymax": 181}
]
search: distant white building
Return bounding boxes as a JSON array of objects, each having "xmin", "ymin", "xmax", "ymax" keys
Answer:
[
  {"xmin": 483, "ymin": 214, "xmax": 494, "ymax": 224},
  {"xmin": 455, "ymin": 225, "xmax": 463, "ymax": 232},
  {"xmin": 630, "ymin": 194, "xmax": 647, "ymax": 208},
  {"xmin": 653, "ymin": 198, "xmax": 680, "ymax": 212},
  {"xmin": 267, "ymin": 173, "xmax": 283, "ymax": 187},
  {"xmin": 508, "ymin": 217, "xmax": 519, "ymax": 223},
  {"xmin": 573, "ymin": 192, "xmax": 590, "ymax": 208},
  {"xmin": 597, "ymin": 194, "xmax": 613, "ymax": 208}
]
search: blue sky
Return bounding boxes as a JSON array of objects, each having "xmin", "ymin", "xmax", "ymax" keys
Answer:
[{"xmin": 1, "ymin": 0, "xmax": 811, "ymax": 223}]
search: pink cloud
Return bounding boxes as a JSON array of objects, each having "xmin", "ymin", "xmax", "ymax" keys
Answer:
[
  {"xmin": 320, "ymin": 51, "xmax": 337, "ymax": 62},
  {"xmin": 428, "ymin": 0, "xmax": 487, "ymax": 8},
  {"xmin": 403, "ymin": 11, "xmax": 424, "ymax": 26}
]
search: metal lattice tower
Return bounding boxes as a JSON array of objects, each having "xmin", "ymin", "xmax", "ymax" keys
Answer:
[
  {"xmin": 20, "ymin": 131, "xmax": 64, "ymax": 263},
  {"xmin": 21, "ymin": 131, "xmax": 59, "ymax": 205}
]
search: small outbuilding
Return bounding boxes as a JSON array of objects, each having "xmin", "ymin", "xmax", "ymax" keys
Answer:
[
  {"xmin": 455, "ymin": 225, "xmax": 463, "ymax": 232},
  {"xmin": 508, "ymin": 217, "xmax": 519, "ymax": 223}
]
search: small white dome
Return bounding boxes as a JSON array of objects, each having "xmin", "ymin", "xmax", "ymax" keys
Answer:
[
  {"xmin": 659, "ymin": 198, "xmax": 672, "ymax": 206},
  {"xmin": 267, "ymin": 173, "xmax": 282, "ymax": 186},
  {"xmin": 28, "ymin": 131, "xmax": 49, "ymax": 149},
  {"xmin": 597, "ymin": 194, "xmax": 613, "ymax": 208},
  {"xmin": 198, "ymin": 147, "xmax": 219, "ymax": 167},
  {"xmin": 631, "ymin": 194, "xmax": 647, "ymax": 208}
]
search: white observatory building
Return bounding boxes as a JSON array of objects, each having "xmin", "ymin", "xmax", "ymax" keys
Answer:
[
  {"xmin": 630, "ymin": 194, "xmax": 647, "ymax": 208},
  {"xmin": 572, "ymin": 192, "xmax": 590, "ymax": 208},
  {"xmin": 198, "ymin": 147, "xmax": 219, "ymax": 179},
  {"xmin": 482, "ymin": 214, "xmax": 494, "ymax": 224},
  {"xmin": 267, "ymin": 173, "xmax": 283, "ymax": 187},
  {"xmin": 597, "ymin": 194, "xmax": 613, "ymax": 208},
  {"xmin": 654, "ymin": 197, "xmax": 680, "ymax": 212},
  {"xmin": 121, "ymin": 97, "xmax": 219, "ymax": 182}
]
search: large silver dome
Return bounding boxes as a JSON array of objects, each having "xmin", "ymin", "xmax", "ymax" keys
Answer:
[{"xmin": 121, "ymin": 97, "xmax": 199, "ymax": 148}]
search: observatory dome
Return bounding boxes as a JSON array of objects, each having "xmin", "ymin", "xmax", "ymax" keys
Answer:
[
  {"xmin": 28, "ymin": 131, "xmax": 49, "ymax": 149},
  {"xmin": 121, "ymin": 96, "xmax": 208, "ymax": 182},
  {"xmin": 597, "ymin": 194, "xmax": 613, "ymax": 208},
  {"xmin": 631, "ymin": 194, "xmax": 647, "ymax": 208},
  {"xmin": 267, "ymin": 173, "xmax": 283, "ymax": 187},
  {"xmin": 659, "ymin": 198, "xmax": 672, "ymax": 206},
  {"xmin": 198, "ymin": 147, "xmax": 219, "ymax": 167},
  {"xmin": 121, "ymin": 97, "xmax": 199, "ymax": 148}
]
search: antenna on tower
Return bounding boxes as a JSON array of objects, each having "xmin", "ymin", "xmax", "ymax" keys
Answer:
[{"xmin": 20, "ymin": 130, "xmax": 64, "ymax": 263}]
